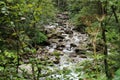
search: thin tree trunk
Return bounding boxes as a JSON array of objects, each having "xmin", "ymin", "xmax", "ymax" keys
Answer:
[
  {"xmin": 16, "ymin": 26, "xmax": 20, "ymax": 74},
  {"xmin": 101, "ymin": 22, "xmax": 111, "ymax": 80},
  {"xmin": 111, "ymin": 5, "xmax": 119, "ymax": 23}
]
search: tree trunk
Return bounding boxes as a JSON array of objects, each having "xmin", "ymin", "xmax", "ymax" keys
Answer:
[{"xmin": 101, "ymin": 22, "xmax": 111, "ymax": 80}]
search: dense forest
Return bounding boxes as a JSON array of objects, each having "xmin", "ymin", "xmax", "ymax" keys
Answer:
[{"xmin": 0, "ymin": 0, "xmax": 120, "ymax": 80}]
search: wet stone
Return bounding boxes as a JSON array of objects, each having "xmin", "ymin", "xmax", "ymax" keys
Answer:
[
  {"xmin": 79, "ymin": 55, "xmax": 87, "ymax": 58},
  {"xmin": 75, "ymin": 49, "xmax": 86, "ymax": 54},
  {"xmin": 70, "ymin": 43, "xmax": 77, "ymax": 47},
  {"xmin": 64, "ymin": 29, "xmax": 73, "ymax": 34},
  {"xmin": 69, "ymin": 53, "xmax": 77, "ymax": 57},
  {"xmin": 58, "ymin": 39, "xmax": 63, "ymax": 42}
]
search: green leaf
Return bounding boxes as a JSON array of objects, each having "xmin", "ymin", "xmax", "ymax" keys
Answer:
[
  {"xmin": 0, "ymin": 1, "xmax": 5, "ymax": 5},
  {"xmin": 0, "ymin": 66, "xmax": 4, "ymax": 71},
  {"xmin": 115, "ymin": 69, "xmax": 120, "ymax": 76},
  {"xmin": 27, "ymin": 4, "xmax": 33, "ymax": 8},
  {"xmin": 7, "ymin": 0, "xmax": 13, "ymax": 3},
  {"xmin": 4, "ymin": 50, "xmax": 16, "ymax": 58}
]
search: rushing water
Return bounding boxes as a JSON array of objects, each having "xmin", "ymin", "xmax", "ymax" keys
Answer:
[{"xmin": 42, "ymin": 22, "xmax": 90, "ymax": 79}]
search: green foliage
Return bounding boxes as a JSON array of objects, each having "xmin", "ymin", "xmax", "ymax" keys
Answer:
[
  {"xmin": 52, "ymin": 51, "xmax": 61, "ymax": 56},
  {"xmin": 0, "ymin": 0, "xmax": 56, "ymax": 79},
  {"xmin": 66, "ymin": 0, "xmax": 120, "ymax": 80},
  {"xmin": 0, "ymin": 0, "xmax": 56, "ymax": 49},
  {"xmin": 33, "ymin": 31, "xmax": 47, "ymax": 44},
  {"xmin": 113, "ymin": 69, "xmax": 120, "ymax": 80}
]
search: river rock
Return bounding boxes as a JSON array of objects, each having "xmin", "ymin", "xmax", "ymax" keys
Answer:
[
  {"xmin": 47, "ymin": 34, "xmax": 56, "ymax": 39},
  {"xmin": 70, "ymin": 43, "xmax": 77, "ymax": 47},
  {"xmin": 57, "ymin": 12, "xmax": 69, "ymax": 20},
  {"xmin": 19, "ymin": 64, "xmax": 32, "ymax": 74},
  {"xmin": 49, "ymin": 39, "xmax": 59, "ymax": 43},
  {"xmin": 57, "ymin": 35, "xmax": 64, "ymax": 39},
  {"xmin": 69, "ymin": 53, "xmax": 77, "ymax": 57},
  {"xmin": 75, "ymin": 49, "xmax": 86, "ymax": 54},
  {"xmin": 40, "ymin": 41, "xmax": 51, "ymax": 46},
  {"xmin": 53, "ymin": 57, "xmax": 60, "ymax": 64},
  {"xmin": 58, "ymin": 39, "xmax": 63, "ymax": 42},
  {"xmin": 56, "ymin": 43, "xmax": 65, "ymax": 51},
  {"xmin": 65, "ymin": 30, "xmax": 73, "ymax": 34},
  {"xmin": 79, "ymin": 54, "xmax": 87, "ymax": 58}
]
